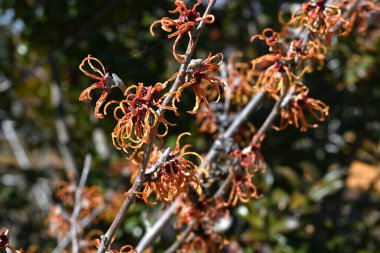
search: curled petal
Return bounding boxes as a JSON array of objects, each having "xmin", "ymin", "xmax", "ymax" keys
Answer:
[
  {"xmin": 79, "ymin": 54, "xmax": 107, "ymax": 81},
  {"xmin": 150, "ymin": 0, "xmax": 214, "ymax": 63},
  {"xmin": 79, "ymin": 82, "xmax": 103, "ymax": 101}
]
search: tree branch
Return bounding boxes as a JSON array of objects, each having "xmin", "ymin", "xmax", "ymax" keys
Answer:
[
  {"xmin": 70, "ymin": 154, "xmax": 92, "ymax": 253},
  {"xmin": 145, "ymin": 147, "xmax": 171, "ymax": 176},
  {"xmin": 96, "ymin": 1, "xmax": 220, "ymax": 252},
  {"xmin": 48, "ymin": 51, "xmax": 78, "ymax": 180},
  {"xmin": 52, "ymin": 205, "xmax": 105, "ymax": 253},
  {"xmin": 135, "ymin": 201, "xmax": 178, "ymax": 252},
  {"xmin": 163, "ymin": 221, "xmax": 195, "ymax": 253}
]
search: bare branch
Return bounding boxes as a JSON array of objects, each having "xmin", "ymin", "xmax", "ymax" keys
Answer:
[
  {"xmin": 48, "ymin": 51, "xmax": 78, "ymax": 180},
  {"xmin": 219, "ymin": 62, "xmax": 231, "ymax": 124},
  {"xmin": 52, "ymin": 205, "xmax": 105, "ymax": 253},
  {"xmin": 1, "ymin": 120, "xmax": 31, "ymax": 170},
  {"xmin": 135, "ymin": 201, "xmax": 178, "ymax": 252},
  {"xmin": 164, "ymin": 221, "xmax": 195, "ymax": 253},
  {"xmin": 71, "ymin": 154, "xmax": 92, "ymax": 253}
]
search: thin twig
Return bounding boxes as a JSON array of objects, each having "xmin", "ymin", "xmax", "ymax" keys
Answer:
[
  {"xmin": 254, "ymin": 90, "xmax": 289, "ymax": 139},
  {"xmin": 205, "ymin": 91, "xmax": 265, "ymax": 164},
  {"xmin": 1, "ymin": 120, "xmax": 31, "ymax": 170},
  {"xmin": 71, "ymin": 154, "xmax": 92, "ymax": 253},
  {"xmin": 49, "ymin": 51, "xmax": 78, "ymax": 180},
  {"xmin": 52, "ymin": 205, "xmax": 105, "ymax": 253},
  {"xmin": 164, "ymin": 221, "xmax": 195, "ymax": 253},
  {"xmin": 135, "ymin": 201, "xmax": 178, "ymax": 252},
  {"xmin": 219, "ymin": 62, "xmax": 231, "ymax": 123},
  {"xmin": 96, "ymin": 157, "xmax": 147, "ymax": 253},
  {"xmin": 96, "ymin": 146, "xmax": 171, "ymax": 253}
]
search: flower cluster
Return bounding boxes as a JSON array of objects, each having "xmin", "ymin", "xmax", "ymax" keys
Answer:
[
  {"xmin": 225, "ymin": 52, "xmax": 255, "ymax": 106},
  {"xmin": 244, "ymin": 0, "xmax": 352, "ymax": 133},
  {"xmin": 135, "ymin": 133, "xmax": 202, "ymax": 207},
  {"xmin": 339, "ymin": 0, "xmax": 380, "ymax": 34},
  {"xmin": 226, "ymin": 135, "xmax": 265, "ymax": 206},
  {"xmin": 46, "ymin": 180, "xmax": 104, "ymax": 241},
  {"xmin": 45, "ymin": 205, "xmax": 71, "ymax": 239},
  {"xmin": 288, "ymin": 0, "xmax": 348, "ymax": 45},
  {"xmin": 226, "ymin": 169, "xmax": 260, "ymax": 206},
  {"xmin": 150, "ymin": 0, "xmax": 215, "ymax": 63},
  {"xmin": 79, "ymin": 53, "xmax": 225, "ymax": 158},
  {"xmin": 105, "ymin": 77, "xmax": 176, "ymax": 159},
  {"xmin": 79, "ymin": 3, "xmax": 225, "ymax": 160},
  {"xmin": 175, "ymin": 194, "xmax": 229, "ymax": 252},
  {"xmin": 249, "ymin": 27, "xmax": 323, "ymax": 99},
  {"xmin": 173, "ymin": 52, "xmax": 225, "ymax": 114},
  {"xmin": 275, "ymin": 85, "xmax": 329, "ymax": 131},
  {"xmin": 250, "ymin": 50, "xmax": 311, "ymax": 98}
]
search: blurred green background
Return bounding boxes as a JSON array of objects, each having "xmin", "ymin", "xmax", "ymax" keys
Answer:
[{"xmin": 0, "ymin": 0, "xmax": 380, "ymax": 252}]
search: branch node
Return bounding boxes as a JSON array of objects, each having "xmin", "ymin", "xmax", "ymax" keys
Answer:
[
  {"xmin": 145, "ymin": 147, "xmax": 171, "ymax": 176},
  {"xmin": 111, "ymin": 73, "xmax": 127, "ymax": 93}
]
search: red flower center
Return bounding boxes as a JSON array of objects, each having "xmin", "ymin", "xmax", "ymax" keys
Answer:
[{"xmin": 186, "ymin": 10, "xmax": 200, "ymax": 22}]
